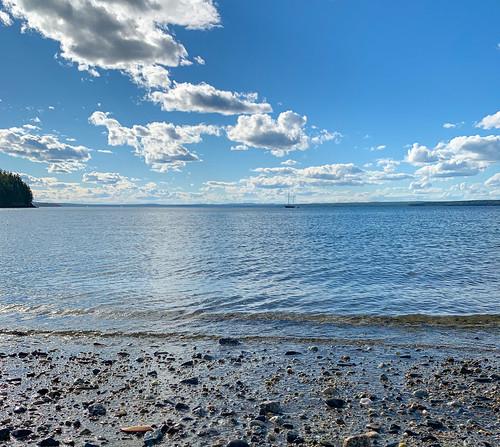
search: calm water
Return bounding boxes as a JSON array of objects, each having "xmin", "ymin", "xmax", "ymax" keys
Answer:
[{"xmin": 1, "ymin": 205, "xmax": 499, "ymax": 345}]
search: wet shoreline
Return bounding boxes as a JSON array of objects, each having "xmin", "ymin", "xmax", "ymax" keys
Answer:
[{"xmin": 0, "ymin": 333, "xmax": 498, "ymax": 446}]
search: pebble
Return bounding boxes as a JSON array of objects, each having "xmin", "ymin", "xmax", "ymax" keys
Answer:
[
  {"xmin": 87, "ymin": 403, "xmax": 106, "ymax": 417},
  {"xmin": 343, "ymin": 433, "xmax": 372, "ymax": 447},
  {"xmin": 227, "ymin": 441, "xmax": 249, "ymax": 447},
  {"xmin": 143, "ymin": 428, "xmax": 164, "ymax": 446},
  {"xmin": 38, "ymin": 437, "xmax": 60, "ymax": 446},
  {"xmin": 325, "ymin": 398, "xmax": 346, "ymax": 409},
  {"xmin": 413, "ymin": 389, "xmax": 429, "ymax": 399},
  {"xmin": 259, "ymin": 400, "xmax": 283, "ymax": 414},
  {"xmin": 0, "ymin": 428, "xmax": 10, "ymax": 441}
]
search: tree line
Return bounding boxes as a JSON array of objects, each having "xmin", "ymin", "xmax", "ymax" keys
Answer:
[{"xmin": 0, "ymin": 170, "xmax": 34, "ymax": 208}]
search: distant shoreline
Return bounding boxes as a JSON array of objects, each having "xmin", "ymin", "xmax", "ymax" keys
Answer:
[{"xmin": 30, "ymin": 199, "xmax": 500, "ymax": 208}]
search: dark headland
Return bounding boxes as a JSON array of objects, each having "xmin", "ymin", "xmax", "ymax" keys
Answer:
[{"xmin": 0, "ymin": 170, "xmax": 34, "ymax": 208}]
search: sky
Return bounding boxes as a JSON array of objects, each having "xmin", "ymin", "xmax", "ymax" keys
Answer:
[{"xmin": 0, "ymin": 0, "xmax": 499, "ymax": 204}]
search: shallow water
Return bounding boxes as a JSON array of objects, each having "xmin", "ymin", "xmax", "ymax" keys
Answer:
[{"xmin": 1, "ymin": 205, "xmax": 499, "ymax": 344}]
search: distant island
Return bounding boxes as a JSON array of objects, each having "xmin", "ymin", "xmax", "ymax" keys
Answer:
[
  {"xmin": 35, "ymin": 199, "xmax": 500, "ymax": 208},
  {"xmin": 0, "ymin": 170, "xmax": 34, "ymax": 208}
]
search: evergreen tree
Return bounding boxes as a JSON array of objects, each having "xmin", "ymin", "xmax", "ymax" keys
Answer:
[{"xmin": 0, "ymin": 170, "xmax": 34, "ymax": 207}]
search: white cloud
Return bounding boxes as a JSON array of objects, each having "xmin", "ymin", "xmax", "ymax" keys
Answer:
[
  {"xmin": 3, "ymin": 0, "xmax": 219, "ymax": 79},
  {"xmin": 3, "ymin": 1, "xmax": 278, "ymax": 116},
  {"xmin": 406, "ymin": 135, "xmax": 500, "ymax": 179},
  {"xmin": 0, "ymin": 126, "xmax": 90, "ymax": 172},
  {"xmin": 485, "ymin": 173, "xmax": 500, "ymax": 188},
  {"xmin": 89, "ymin": 111, "xmax": 220, "ymax": 172},
  {"xmin": 415, "ymin": 160, "xmax": 486, "ymax": 178},
  {"xmin": 370, "ymin": 144, "xmax": 386, "ymax": 151},
  {"xmin": 226, "ymin": 111, "xmax": 340, "ymax": 156},
  {"xmin": 230, "ymin": 144, "xmax": 249, "ymax": 151},
  {"xmin": 20, "ymin": 172, "xmax": 200, "ymax": 204},
  {"xmin": 82, "ymin": 171, "xmax": 132, "ymax": 186},
  {"xmin": 149, "ymin": 82, "xmax": 272, "ymax": 115},
  {"xmin": 443, "ymin": 122, "xmax": 457, "ymax": 129},
  {"xmin": 281, "ymin": 159, "xmax": 298, "ymax": 166},
  {"xmin": 0, "ymin": 9, "xmax": 12, "ymax": 25},
  {"xmin": 476, "ymin": 111, "xmax": 500, "ymax": 130},
  {"xmin": 194, "ymin": 56, "xmax": 205, "ymax": 65},
  {"xmin": 3, "ymin": 0, "xmax": 220, "ymax": 93},
  {"xmin": 406, "ymin": 143, "xmax": 440, "ymax": 165},
  {"xmin": 217, "ymin": 161, "xmax": 411, "ymax": 193}
]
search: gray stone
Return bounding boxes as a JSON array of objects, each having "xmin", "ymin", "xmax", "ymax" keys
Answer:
[
  {"xmin": 144, "ymin": 428, "xmax": 163, "ymax": 446},
  {"xmin": 0, "ymin": 428, "xmax": 10, "ymax": 441},
  {"xmin": 87, "ymin": 403, "xmax": 106, "ymax": 417},
  {"xmin": 343, "ymin": 434, "xmax": 371, "ymax": 447},
  {"xmin": 325, "ymin": 398, "xmax": 346, "ymax": 409},
  {"xmin": 227, "ymin": 441, "xmax": 249, "ymax": 447},
  {"xmin": 259, "ymin": 400, "xmax": 282, "ymax": 414},
  {"xmin": 38, "ymin": 437, "xmax": 60, "ymax": 446}
]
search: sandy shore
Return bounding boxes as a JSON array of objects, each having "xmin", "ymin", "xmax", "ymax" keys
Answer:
[{"xmin": 0, "ymin": 333, "xmax": 498, "ymax": 447}]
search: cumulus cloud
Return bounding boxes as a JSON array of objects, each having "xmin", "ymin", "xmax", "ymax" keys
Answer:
[
  {"xmin": 406, "ymin": 135, "xmax": 500, "ymax": 179},
  {"xmin": 406, "ymin": 144, "xmax": 440, "ymax": 165},
  {"xmin": 149, "ymin": 82, "xmax": 272, "ymax": 115},
  {"xmin": 2, "ymin": 1, "xmax": 275, "ymax": 115},
  {"xmin": 0, "ymin": 126, "xmax": 90, "ymax": 172},
  {"xmin": 476, "ymin": 111, "xmax": 500, "ymax": 130},
  {"xmin": 226, "ymin": 111, "xmax": 341, "ymax": 156},
  {"xmin": 206, "ymin": 161, "xmax": 413, "ymax": 199},
  {"xmin": 89, "ymin": 111, "xmax": 220, "ymax": 172},
  {"xmin": 2, "ymin": 0, "xmax": 219, "ymax": 83},
  {"xmin": 0, "ymin": 9, "xmax": 12, "ymax": 25}
]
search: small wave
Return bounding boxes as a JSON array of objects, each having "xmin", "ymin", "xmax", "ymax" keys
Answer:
[
  {"xmin": 0, "ymin": 303, "xmax": 498, "ymax": 328},
  {"xmin": 196, "ymin": 311, "xmax": 500, "ymax": 328}
]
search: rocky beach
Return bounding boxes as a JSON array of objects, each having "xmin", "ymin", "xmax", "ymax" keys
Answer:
[{"xmin": 0, "ymin": 332, "xmax": 498, "ymax": 447}]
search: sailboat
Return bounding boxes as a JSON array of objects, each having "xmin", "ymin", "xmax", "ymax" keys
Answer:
[{"xmin": 284, "ymin": 192, "xmax": 297, "ymax": 208}]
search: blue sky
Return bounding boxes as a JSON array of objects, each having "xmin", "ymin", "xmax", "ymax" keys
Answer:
[{"xmin": 0, "ymin": 0, "xmax": 499, "ymax": 203}]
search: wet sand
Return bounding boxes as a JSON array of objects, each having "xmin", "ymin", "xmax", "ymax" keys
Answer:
[{"xmin": 0, "ymin": 333, "xmax": 498, "ymax": 447}]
